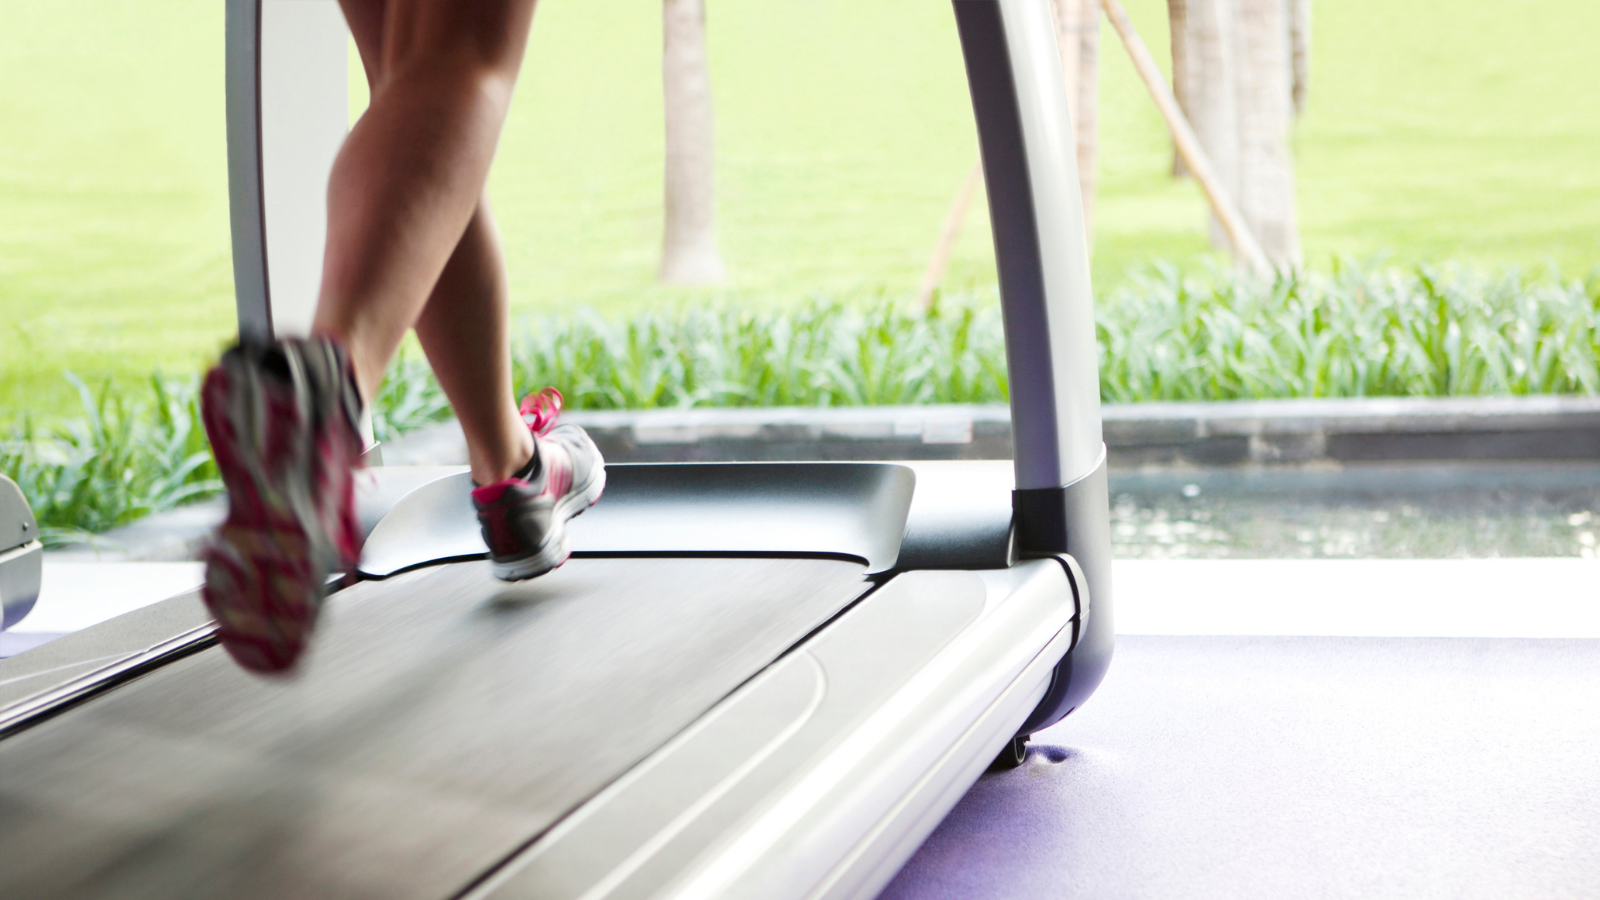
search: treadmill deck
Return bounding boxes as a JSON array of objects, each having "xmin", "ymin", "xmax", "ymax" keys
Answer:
[{"xmin": 0, "ymin": 557, "xmax": 870, "ymax": 899}]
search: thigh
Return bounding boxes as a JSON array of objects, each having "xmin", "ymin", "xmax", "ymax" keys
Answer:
[
  {"xmin": 378, "ymin": 0, "xmax": 538, "ymax": 80},
  {"xmin": 340, "ymin": 0, "xmax": 389, "ymax": 87}
]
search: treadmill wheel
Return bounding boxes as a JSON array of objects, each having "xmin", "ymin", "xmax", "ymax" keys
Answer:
[{"xmin": 988, "ymin": 735, "xmax": 1028, "ymax": 771}]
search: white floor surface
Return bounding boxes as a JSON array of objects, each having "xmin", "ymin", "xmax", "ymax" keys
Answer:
[
  {"xmin": 5, "ymin": 557, "xmax": 1599, "ymax": 643},
  {"xmin": 9, "ymin": 561, "xmax": 205, "ymax": 635},
  {"xmin": 1115, "ymin": 557, "xmax": 1600, "ymax": 638}
]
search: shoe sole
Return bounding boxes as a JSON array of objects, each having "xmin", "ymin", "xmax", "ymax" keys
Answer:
[
  {"xmin": 490, "ymin": 465, "xmax": 607, "ymax": 582},
  {"xmin": 203, "ymin": 523, "xmax": 323, "ymax": 674},
  {"xmin": 200, "ymin": 349, "xmax": 358, "ymax": 674}
]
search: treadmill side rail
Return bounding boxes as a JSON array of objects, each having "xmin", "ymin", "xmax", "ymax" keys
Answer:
[
  {"xmin": 0, "ymin": 590, "xmax": 216, "ymax": 737},
  {"xmin": 470, "ymin": 560, "xmax": 1078, "ymax": 900}
]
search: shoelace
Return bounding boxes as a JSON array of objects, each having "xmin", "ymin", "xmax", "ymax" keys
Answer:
[{"xmin": 519, "ymin": 387, "xmax": 564, "ymax": 436}]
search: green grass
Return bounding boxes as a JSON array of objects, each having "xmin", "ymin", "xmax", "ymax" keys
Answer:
[
  {"xmin": 0, "ymin": 2, "xmax": 234, "ymax": 421},
  {"xmin": 5, "ymin": 0, "xmax": 1600, "ymax": 424}
]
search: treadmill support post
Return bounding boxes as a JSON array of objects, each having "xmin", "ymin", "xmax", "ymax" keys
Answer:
[
  {"xmin": 1013, "ymin": 457, "xmax": 1114, "ymax": 733},
  {"xmin": 955, "ymin": 0, "xmax": 1115, "ymax": 732},
  {"xmin": 225, "ymin": 0, "xmax": 347, "ymax": 343}
]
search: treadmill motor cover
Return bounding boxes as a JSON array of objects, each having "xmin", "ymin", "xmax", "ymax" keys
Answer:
[{"xmin": 359, "ymin": 463, "xmax": 918, "ymax": 578}]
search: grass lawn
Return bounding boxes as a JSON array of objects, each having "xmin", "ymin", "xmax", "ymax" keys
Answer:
[{"xmin": 4, "ymin": 0, "xmax": 1600, "ymax": 422}]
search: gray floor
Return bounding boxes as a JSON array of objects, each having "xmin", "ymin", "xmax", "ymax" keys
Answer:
[
  {"xmin": 881, "ymin": 635, "xmax": 1600, "ymax": 899},
  {"xmin": 0, "ymin": 557, "xmax": 869, "ymax": 900}
]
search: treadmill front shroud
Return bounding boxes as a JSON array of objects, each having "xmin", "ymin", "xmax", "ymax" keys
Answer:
[{"xmin": 0, "ymin": 1, "xmax": 1113, "ymax": 898}]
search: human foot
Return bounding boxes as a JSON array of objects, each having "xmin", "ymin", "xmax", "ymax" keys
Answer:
[
  {"xmin": 471, "ymin": 389, "xmax": 606, "ymax": 581},
  {"xmin": 199, "ymin": 338, "xmax": 364, "ymax": 673}
]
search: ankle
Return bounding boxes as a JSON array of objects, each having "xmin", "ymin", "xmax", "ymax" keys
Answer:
[{"xmin": 470, "ymin": 429, "xmax": 537, "ymax": 486}]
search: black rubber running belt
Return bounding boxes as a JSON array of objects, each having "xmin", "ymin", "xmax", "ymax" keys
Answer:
[{"xmin": 0, "ymin": 557, "xmax": 871, "ymax": 899}]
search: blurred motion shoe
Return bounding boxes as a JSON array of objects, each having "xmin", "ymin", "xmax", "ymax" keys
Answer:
[
  {"xmin": 200, "ymin": 337, "xmax": 365, "ymax": 674},
  {"xmin": 472, "ymin": 388, "xmax": 607, "ymax": 581}
]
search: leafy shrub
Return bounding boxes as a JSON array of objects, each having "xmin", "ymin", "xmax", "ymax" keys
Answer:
[
  {"xmin": 1, "ymin": 374, "xmax": 219, "ymax": 545},
  {"xmin": 373, "ymin": 262, "xmax": 1600, "ymax": 437},
  {"xmin": 1097, "ymin": 262, "xmax": 1600, "ymax": 402},
  {"xmin": 13, "ymin": 262, "xmax": 1600, "ymax": 537},
  {"xmin": 511, "ymin": 297, "xmax": 1009, "ymax": 409},
  {"xmin": 368, "ymin": 296, "xmax": 1010, "ymax": 438}
]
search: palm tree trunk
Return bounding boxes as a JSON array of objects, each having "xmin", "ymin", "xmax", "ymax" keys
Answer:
[
  {"xmin": 1072, "ymin": 0, "xmax": 1101, "ymax": 237},
  {"xmin": 1050, "ymin": 0, "xmax": 1101, "ymax": 238},
  {"xmin": 1101, "ymin": 0, "xmax": 1270, "ymax": 275},
  {"xmin": 659, "ymin": 0, "xmax": 726, "ymax": 284},
  {"xmin": 1290, "ymin": 0, "xmax": 1312, "ymax": 115},
  {"xmin": 1168, "ymin": 0, "xmax": 1191, "ymax": 177},
  {"xmin": 1180, "ymin": 0, "xmax": 1241, "ymax": 251},
  {"xmin": 1232, "ymin": 0, "xmax": 1300, "ymax": 265}
]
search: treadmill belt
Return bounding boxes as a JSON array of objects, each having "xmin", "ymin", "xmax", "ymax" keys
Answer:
[{"xmin": 0, "ymin": 556, "xmax": 869, "ymax": 899}]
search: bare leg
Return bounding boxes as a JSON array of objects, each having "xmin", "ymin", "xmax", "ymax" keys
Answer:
[
  {"xmin": 318, "ymin": 0, "xmax": 531, "ymax": 390},
  {"xmin": 201, "ymin": 0, "xmax": 555, "ymax": 672},
  {"xmin": 340, "ymin": 0, "xmax": 533, "ymax": 485},
  {"xmin": 414, "ymin": 204, "xmax": 534, "ymax": 485}
]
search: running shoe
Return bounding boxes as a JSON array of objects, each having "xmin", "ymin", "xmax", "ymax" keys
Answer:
[
  {"xmin": 200, "ymin": 337, "xmax": 365, "ymax": 674},
  {"xmin": 471, "ymin": 388, "xmax": 606, "ymax": 581}
]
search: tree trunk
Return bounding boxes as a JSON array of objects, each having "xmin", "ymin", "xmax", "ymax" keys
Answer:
[
  {"xmin": 1168, "ymin": 0, "xmax": 1191, "ymax": 177},
  {"xmin": 659, "ymin": 0, "xmax": 726, "ymax": 284},
  {"xmin": 1289, "ymin": 0, "xmax": 1311, "ymax": 116},
  {"xmin": 1232, "ymin": 0, "xmax": 1300, "ymax": 265},
  {"xmin": 1050, "ymin": 0, "xmax": 1101, "ymax": 238},
  {"xmin": 1179, "ymin": 0, "xmax": 1241, "ymax": 252},
  {"xmin": 1072, "ymin": 0, "xmax": 1101, "ymax": 238},
  {"xmin": 1102, "ymin": 0, "xmax": 1271, "ymax": 275},
  {"xmin": 1054, "ymin": 0, "xmax": 1084, "ymax": 109}
]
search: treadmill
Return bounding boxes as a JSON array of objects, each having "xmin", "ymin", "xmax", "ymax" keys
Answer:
[{"xmin": 0, "ymin": 1, "xmax": 1112, "ymax": 897}]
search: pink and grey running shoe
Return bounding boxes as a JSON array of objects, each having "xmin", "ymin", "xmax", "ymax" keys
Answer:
[
  {"xmin": 472, "ymin": 388, "xmax": 606, "ymax": 581},
  {"xmin": 200, "ymin": 338, "xmax": 365, "ymax": 674}
]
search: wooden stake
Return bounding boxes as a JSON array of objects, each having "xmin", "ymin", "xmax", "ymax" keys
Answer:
[
  {"xmin": 917, "ymin": 160, "xmax": 984, "ymax": 311},
  {"xmin": 1100, "ymin": 0, "xmax": 1273, "ymax": 277}
]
